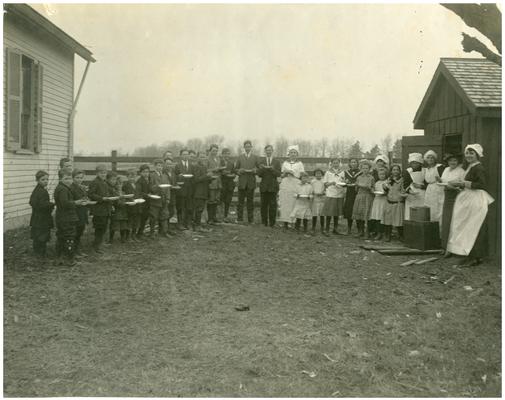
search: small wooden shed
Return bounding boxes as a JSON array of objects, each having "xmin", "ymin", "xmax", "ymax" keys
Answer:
[
  {"xmin": 3, "ymin": 4, "xmax": 95, "ymax": 230},
  {"xmin": 404, "ymin": 58, "xmax": 501, "ymax": 258}
]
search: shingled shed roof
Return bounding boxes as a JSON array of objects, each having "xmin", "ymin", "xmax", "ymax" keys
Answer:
[{"xmin": 414, "ymin": 58, "xmax": 501, "ymax": 128}]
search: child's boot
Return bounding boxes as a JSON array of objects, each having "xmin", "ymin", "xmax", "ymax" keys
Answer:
[
  {"xmin": 397, "ymin": 227, "xmax": 404, "ymax": 242},
  {"xmin": 375, "ymin": 224, "xmax": 384, "ymax": 241},
  {"xmin": 363, "ymin": 224, "xmax": 370, "ymax": 240}
]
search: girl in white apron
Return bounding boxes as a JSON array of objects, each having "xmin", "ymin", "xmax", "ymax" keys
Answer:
[
  {"xmin": 446, "ymin": 144, "xmax": 494, "ymax": 267},
  {"xmin": 439, "ymin": 154, "xmax": 465, "ymax": 251},
  {"xmin": 423, "ymin": 150, "xmax": 446, "ymax": 225},
  {"xmin": 278, "ymin": 145, "xmax": 305, "ymax": 229},
  {"xmin": 403, "ymin": 153, "xmax": 426, "ymax": 220}
]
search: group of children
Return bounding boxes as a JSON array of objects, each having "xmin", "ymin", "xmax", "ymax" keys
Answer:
[
  {"xmin": 29, "ymin": 151, "xmax": 410, "ymax": 265},
  {"xmin": 287, "ymin": 157, "xmax": 406, "ymax": 241}
]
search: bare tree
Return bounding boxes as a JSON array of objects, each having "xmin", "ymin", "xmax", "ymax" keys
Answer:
[
  {"xmin": 274, "ymin": 136, "xmax": 289, "ymax": 157},
  {"xmin": 441, "ymin": 3, "xmax": 502, "ymax": 65},
  {"xmin": 380, "ymin": 134, "xmax": 393, "ymax": 154}
]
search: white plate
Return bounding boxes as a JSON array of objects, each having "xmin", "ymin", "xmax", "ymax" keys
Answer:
[
  {"xmin": 436, "ymin": 182, "xmax": 448, "ymax": 186},
  {"xmin": 225, "ymin": 174, "xmax": 235, "ymax": 178},
  {"xmin": 134, "ymin": 198, "xmax": 146, "ymax": 204},
  {"xmin": 373, "ymin": 191, "xmax": 385, "ymax": 195},
  {"xmin": 148, "ymin": 194, "xmax": 161, "ymax": 199},
  {"xmin": 85, "ymin": 200, "xmax": 97, "ymax": 205},
  {"xmin": 172, "ymin": 185, "xmax": 181, "ymax": 190},
  {"xmin": 158, "ymin": 184, "xmax": 172, "ymax": 188},
  {"xmin": 105, "ymin": 196, "xmax": 119, "ymax": 201},
  {"xmin": 335, "ymin": 182, "xmax": 347, "ymax": 186},
  {"xmin": 295, "ymin": 194, "xmax": 310, "ymax": 198},
  {"xmin": 125, "ymin": 201, "xmax": 137, "ymax": 206},
  {"xmin": 121, "ymin": 193, "xmax": 134, "ymax": 198},
  {"xmin": 176, "ymin": 181, "xmax": 185, "ymax": 185},
  {"xmin": 182, "ymin": 174, "xmax": 193, "ymax": 178}
]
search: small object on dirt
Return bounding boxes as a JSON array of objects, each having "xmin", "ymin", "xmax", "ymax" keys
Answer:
[
  {"xmin": 232, "ymin": 236, "xmax": 239, "ymax": 241},
  {"xmin": 443, "ymin": 275, "xmax": 456, "ymax": 285},
  {"xmin": 436, "ymin": 312, "xmax": 442, "ymax": 318},
  {"xmin": 346, "ymin": 331, "xmax": 357, "ymax": 338},
  {"xmin": 476, "ymin": 357, "xmax": 486, "ymax": 363},
  {"xmin": 468, "ymin": 288, "xmax": 484, "ymax": 298},
  {"xmin": 13, "ymin": 315, "xmax": 19, "ymax": 323},
  {"xmin": 234, "ymin": 304, "xmax": 249, "ymax": 311},
  {"xmin": 323, "ymin": 353, "xmax": 337, "ymax": 362},
  {"xmin": 193, "ymin": 238, "xmax": 199, "ymax": 241},
  {"xmin": 430, "ymin": 276, "xmax": 439, "ymax": 280},
  {"xmin": 401, "ymin": 259, "xmax": 419, "ymax": 266},
  {"xmin": 408, "ymin": 350, "xmax": 420, "ymax": 357},
  {"xmin": 362, "ymin": 256, "xmax": 368, "ymax": 261},
  {"xmin": 75, "ymin": 324, "xmax": 88, "ymax": 330},
  {"xmin": 405, "ymin": 314, "xmax": 410, "ymax": 318},
  {"xmin": 485, "ymin": 280, "xmax": 491, "ymax": 285},
  {"xmin": 414, "ymin": 257, "xmax": 439, "ymax": 265},
  {"xmin": 393, "ymin": 288, "xmax": 405, "ymax": 296},
  {"xmin": 463, "ymin": 285, "xmax": 473, "ymax": 291},
  {"xmin": 350, "ymin": 250, "xmax": 360, "ymax": 254},
  {"xmin": 331, "ymin": 391, "xmax": 341, "ymax": 396},
  {"xmin": 481, "ymin": 374, "xmax": 487, "ymax": 384},
  {"xmin": 301, "ymin": 370, "xmax": 317, "ymax": 378},
  {"xmin": 320, "ymin": 251, "xmax": 326, "ymax": 256},
  {"xmin": 386, "ymin": 272, "xmax": 392, "ymax": 276}
]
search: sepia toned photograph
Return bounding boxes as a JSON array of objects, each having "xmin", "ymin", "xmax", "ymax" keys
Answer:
[{"xmin": 3, "ymin": 2, "xmax": 501, "ymax": 397}]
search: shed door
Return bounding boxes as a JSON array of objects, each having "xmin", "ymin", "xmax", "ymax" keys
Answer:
[{"xmin": 401, "ymin": 135, "xmax": 442, "ymax": 168}]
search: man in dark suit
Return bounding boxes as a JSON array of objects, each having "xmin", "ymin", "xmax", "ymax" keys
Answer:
[
  {"xmin": 235, "ymin": 140, "xmax": 259, "ymax": 224},
  {"xmin": 257, "ymin": 145, "xmax": 281, "ymax": 227},
  {"xmin": 174, "ymin": 148, "xmax": 196, "ymax": 230}
]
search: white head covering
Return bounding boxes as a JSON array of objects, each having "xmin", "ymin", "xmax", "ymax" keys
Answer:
[
  {"xmin": 465, "ymin": 144, "xmax": 484, "ymax": 158},
  {"xmin": 423, "ymin": 150, "xmax": 437, "ymax": 161},
  {"xmin": 408, "ymin": 152, "xmax": 423, "ymax": 164},
  {"xmin": 373, "ymin": 154, "xmax": 390, "ymax": 165},
  {"xmin": 286, "ymin": 145, "xmax": 299, "ymax": 156}
]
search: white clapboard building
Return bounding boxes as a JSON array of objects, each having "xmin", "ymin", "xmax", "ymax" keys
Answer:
[{"xmin": 4, "ymin": 4, "xmax": 95, "ymax": 230}]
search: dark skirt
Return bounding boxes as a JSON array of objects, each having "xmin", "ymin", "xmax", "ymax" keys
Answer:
[
  {"xmin": 343, "ymin": 186, "xmax": 357, "ymax": 220},
  {"xmin": 440, "ymin": 190, "xmax": 458, "ymax": 249},
  {"xmin": 470, "ymin": 219, "xmax": 489, "ymax": 259}
]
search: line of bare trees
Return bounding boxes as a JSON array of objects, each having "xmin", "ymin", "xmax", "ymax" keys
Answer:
[{"xmin": 124, "ymin": 134, "xmax": 402, "ymax": 159}]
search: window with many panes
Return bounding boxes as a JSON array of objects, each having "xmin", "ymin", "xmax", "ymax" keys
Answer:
[{"xmin": 6, "ymin": 48, "xmax": 43, "ymax": 153}]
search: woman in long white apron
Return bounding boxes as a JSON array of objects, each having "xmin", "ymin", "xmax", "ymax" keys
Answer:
[
  {"xmin": 403, "ymin": 153, "xmax": 426, "ymax": 220},
  {"xmin": 278, "ymin": 145, "xmax": 305, "ymax": 229},
  {"xmin": 446, "ymin": 144, "xmax": 494, "ymax": 267},
  {"xmin": 423, "ymin": 150, "xmax": 446, "ymax": 224}
]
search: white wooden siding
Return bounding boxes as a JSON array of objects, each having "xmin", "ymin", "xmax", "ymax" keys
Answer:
[{"xmin": 4, "ymin": 16, "xmax": 75, "ymax": 230}]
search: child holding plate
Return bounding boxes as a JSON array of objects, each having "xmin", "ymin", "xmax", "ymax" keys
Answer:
[
  {"xmin": 123, "ymin": 168, "xmax": 141, "ymax": 242},
  {"xmin": 70, "ymin": 169, "xmax": 89, "ymax": 255},
  {"xmin": 310, "ymin": 169, "xmax": 326, "ymax": 234},
  {"xmin": 383, "ymin": 164, "xmax": 405, "ymax": 242},
  {"xmin": 351, "ymin": 160, "xmax": 375, "ymax": 238},
  {"xmin": 290, "ymin": 172, "xmax": 314, "ymax": 233},
  {"xmin": 88, "ymin": 165, "xmax": 114, "ymax": 254},
  {"xmin": 368, "ymin": 168, "xmax": 388, "ymax": 240},
  {"xmin": 321, "ymin": 158, "xmax": 346, "ymax": 236}
]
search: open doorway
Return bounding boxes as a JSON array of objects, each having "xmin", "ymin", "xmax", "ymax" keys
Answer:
[{"xmin": 442, "ymin": 133, "xmax": 463, "ymax": 157}]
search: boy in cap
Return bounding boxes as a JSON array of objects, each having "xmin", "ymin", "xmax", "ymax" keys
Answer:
[
  {"xmin": 29, "ymin": 170, "xmax": 54, "ymax": 257},
  {"xmin": 88, "ymin": 165, "xmax": 114, "ymax": 253},
  {"xmin": 136, "ymin": 164, "xmax": 151, "ymax": 238},
  {"xmin": 149, "ymin": 159, "xmax": 172, "ymax": 237}
]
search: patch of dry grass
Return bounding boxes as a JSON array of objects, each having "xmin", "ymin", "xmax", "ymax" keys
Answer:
[{"xmin": 3, "ymin": 221, "xmax": 501, "ymax": 397}]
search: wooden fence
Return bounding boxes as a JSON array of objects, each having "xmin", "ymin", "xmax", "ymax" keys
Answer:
[{"xmin": 73, "ymin": 151, "xmax": 399, "ymax": 204}]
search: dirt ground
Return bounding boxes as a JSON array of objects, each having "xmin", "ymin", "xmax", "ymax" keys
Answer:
[{"xmin": 3, "ymin": 216, "xmax": 501, "ymax": 397}]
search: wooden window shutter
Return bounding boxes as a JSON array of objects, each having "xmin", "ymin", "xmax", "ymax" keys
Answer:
[
  {"xmin": 6, "ymin": 48, "xmax": 22, "ymax": 151},
  {"xmin": 32, "ymin": 62, "xmax": 43, "ymax": 153}
]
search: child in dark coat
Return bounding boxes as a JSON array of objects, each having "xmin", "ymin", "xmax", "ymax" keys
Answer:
[
  {"xmin": 220, "ymin": 148, "xmax": 236, "ymax": 222},
  {"xmin": 193, "ymin": 152, "xmax": 213, "ymax": 231},
  {"xmin": 149, "ymin": 159, "xmax": 172, "ymax": 238},
  {"xmin": 136, "ymin": 164, "xmax": 151, "ymax": 238},
  {"xmin": 107, "ymin": 172, "xmax": 128, "ymax": 243},
  {"xmin": 123, "ymin": 168, "xmax": 141, "ymax": 242},
  {"xmin": 70, "ymin": 169, "xmax": 89, "ymax": 256},
  {"xmin": 29, "ymin": 170, "xmax": 54, "ymax": 257},
  {"xmin": 54, "ymin": 170, "xmax": 83, "ymax": 265},
  {"xmin": 87, "ymin": 165, "xmax": 113, "ymax": 253}
]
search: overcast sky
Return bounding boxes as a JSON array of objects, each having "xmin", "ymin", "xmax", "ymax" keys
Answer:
[{"xmin": 31, "ymin": 3, "xmax": 489, "ymax": 155}]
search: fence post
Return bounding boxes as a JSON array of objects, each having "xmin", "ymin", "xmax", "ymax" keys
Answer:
[{"xmin": 111, "ymin": 150, "xmax": 117, "ymax": 172}]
